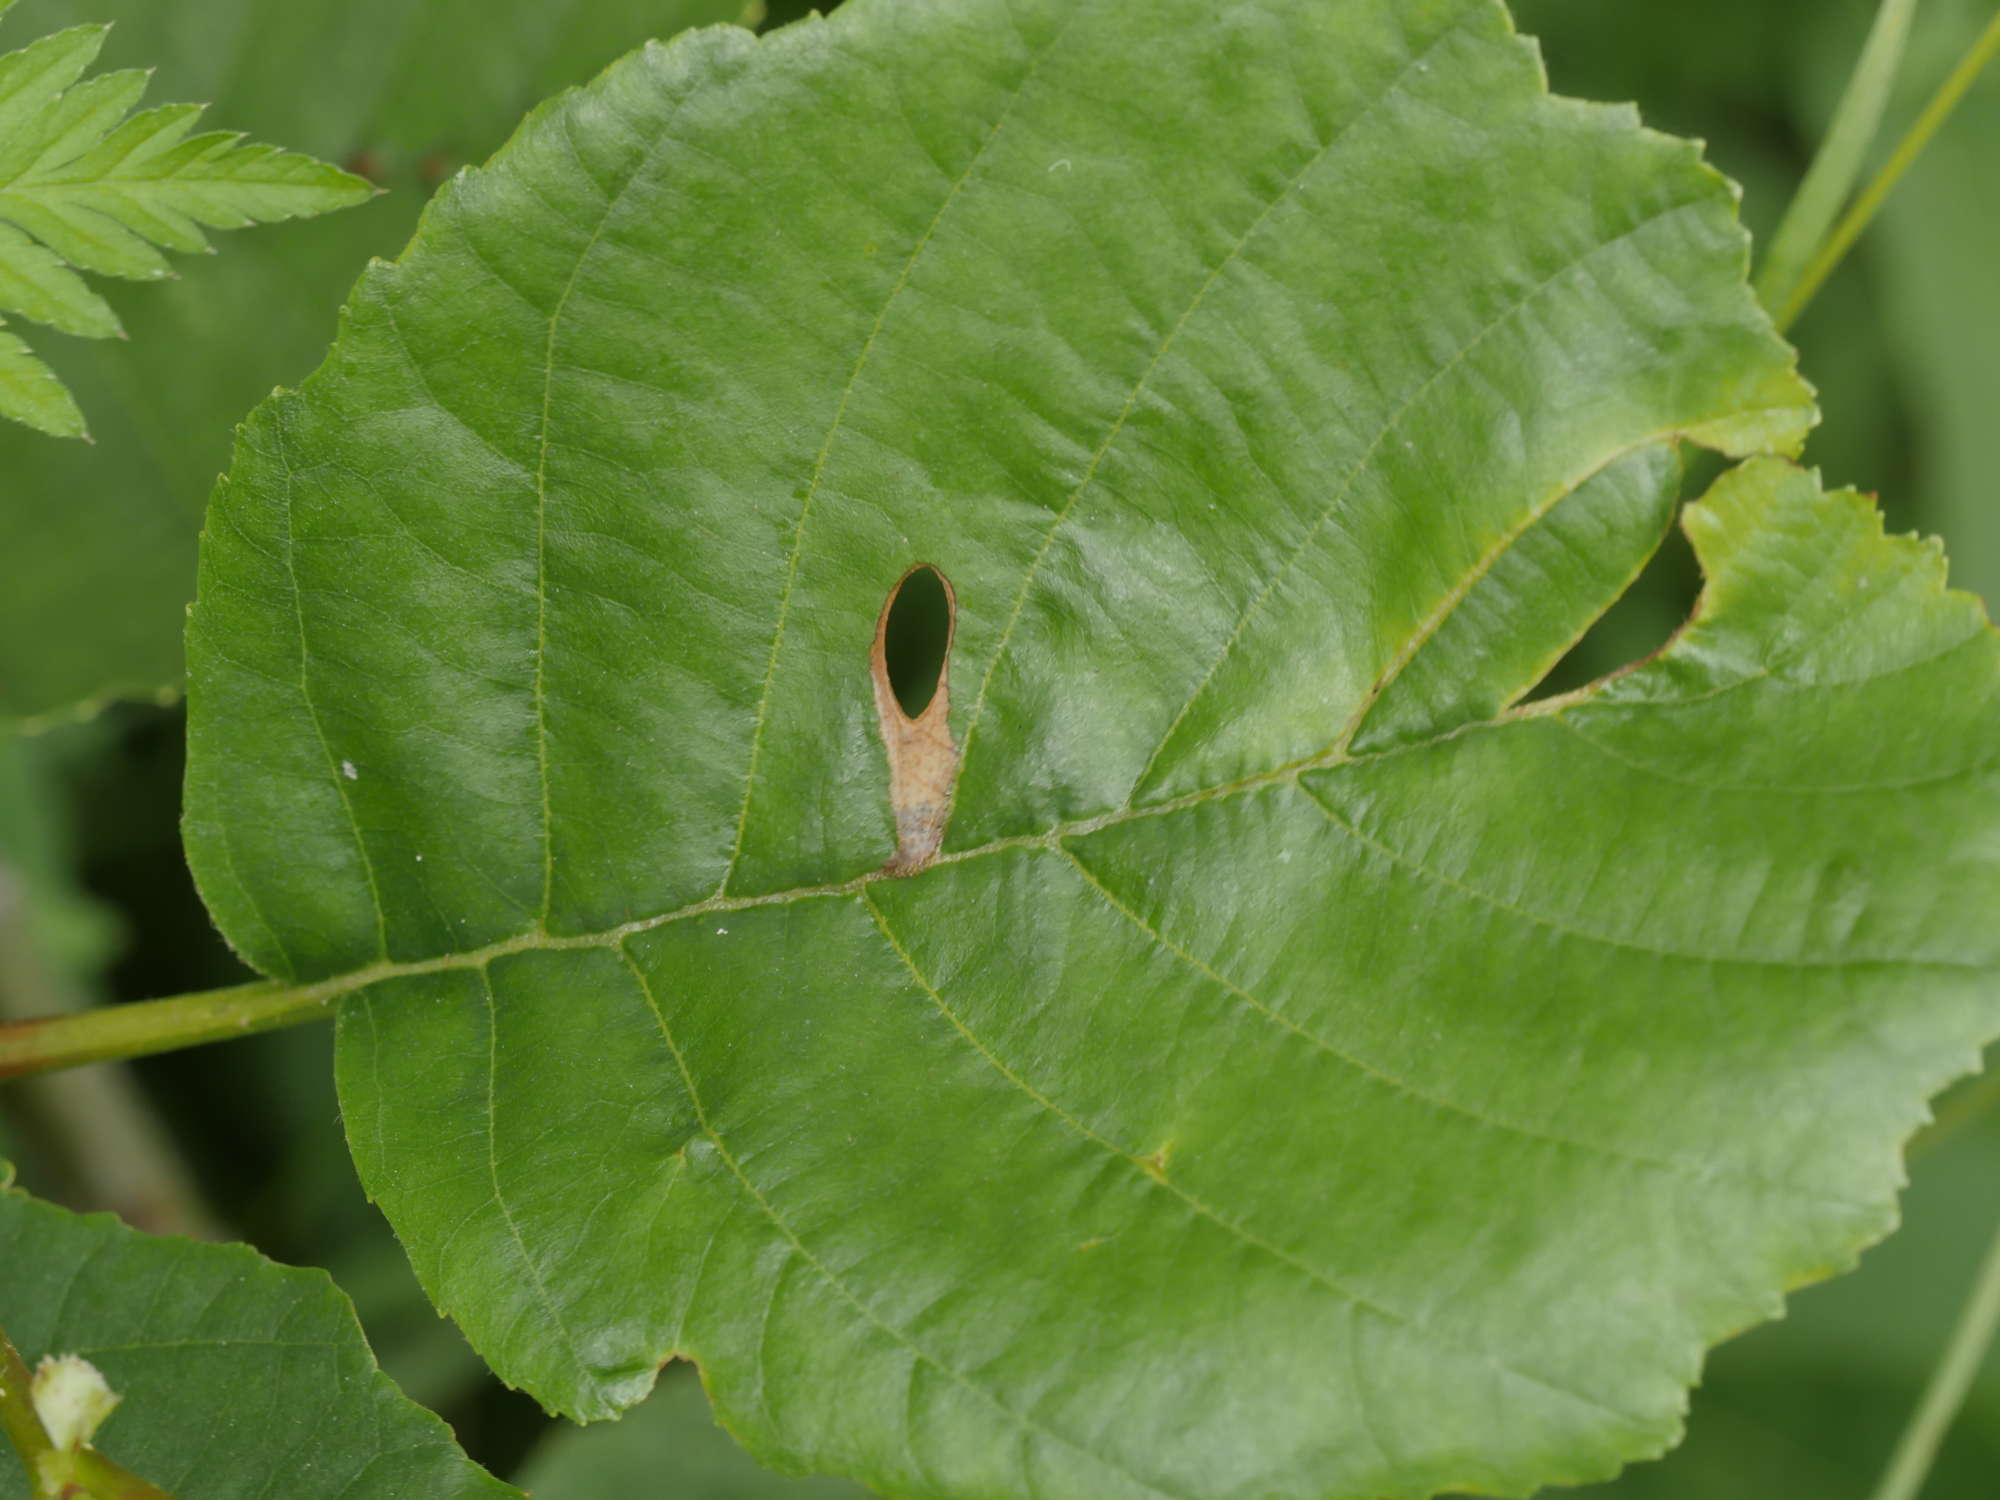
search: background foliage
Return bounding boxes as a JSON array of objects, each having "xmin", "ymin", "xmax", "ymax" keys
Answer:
[
  {"xmin": 0, "ymin": 0, "xmax": 1996, "ymax": 1494},
  {"xmin": 0, "ymin": 0, "xmax": 751, "ymax": 730}
]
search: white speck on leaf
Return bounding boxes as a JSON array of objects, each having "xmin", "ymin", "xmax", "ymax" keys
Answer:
[
  {"xmin": 340, "ymin": 760, "xmax": 358, "ymax": 780},
  {"xmin": 1048, "ymin": 158, "xmax": 1072, "ymax": 173}
]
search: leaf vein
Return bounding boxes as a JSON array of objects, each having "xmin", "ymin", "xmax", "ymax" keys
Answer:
[
  {"xmin": 956, "ymin": 9, "xmax": 1483, "ymax": 778},
  {"xmin": 1302, "ymin": 780, "xmax": 1991, "ymax": 972},
  {"xmin": 717, "ymin": 9, "xmax": 1082, "ymax": 896},
  {"xmin": 860, "ymin": 885, "xmax": 1641, "ymax": 1429},
  {"xmin": 1055, "ymin": 840, "xmax": 1847, "ymax": 1204},
  {"xmin": 1554, "ymin": 712, "xmax": 2000, "ymax": 796},
  {"xmin": 278, "ymin": 449, "xmax": 393, "ymax": 961},
  {"xmin": 475, "ymin": 962, "xmax": 594, "ymax": 1375},
  {"xmin": 616, "ymin": 935, "xmax": 1193, "ymax": 1500},
  {"xmin": 1130, "ymin": 199, "xmax": 1710, "ymax": 799}
]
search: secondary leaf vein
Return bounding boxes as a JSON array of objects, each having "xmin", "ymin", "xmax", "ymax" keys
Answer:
[
  {"xmin": 616, "ymin": 937, "xmax": 1193, "ymax": 1500},
  {"xmin": 860, "ymin": 885, "xmax": 1641, "ymax": 1428},
  {"xmin": 716, "ymin": 7, "xmax": 1083, "ymax": 897}
]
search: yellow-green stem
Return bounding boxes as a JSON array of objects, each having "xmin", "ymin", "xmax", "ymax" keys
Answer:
[
  {"xmin": 41, "ymin": 1445, "xmax": 176, "ymax": 1500},
  {"xmin": 1869, "ymin": 1203, "xmax": 2000, "ymax": 1500},
  {"xmin": 1756, "ymin": 0, "xmax": 1921, "ymax": 319},
  {"xmin": 1778, "ymin": 8, "xmax": 2000, "ymax": 332},
  {"xmin": 0, "ymin": 1327, "xmax": 54, "ymax": 1490},
  {"xmin": 0, "ymin": 980, "xmax": 340, "ymax": 1082}
]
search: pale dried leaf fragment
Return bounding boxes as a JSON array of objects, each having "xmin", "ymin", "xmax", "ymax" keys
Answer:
[{"xmin": 31, "ymin": 1352, "xmax": 118, "ymax": 1452}]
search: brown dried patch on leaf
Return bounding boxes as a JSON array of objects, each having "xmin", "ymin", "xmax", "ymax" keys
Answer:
[{"xmin": 872, "ymin": 565, "xmax": 959, "ymax": 876}]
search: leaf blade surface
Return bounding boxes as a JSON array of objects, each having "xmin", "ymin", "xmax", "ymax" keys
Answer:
[{"xmin": 183, "ymin": 4, "xmax": 2000, "ymax": 1498}]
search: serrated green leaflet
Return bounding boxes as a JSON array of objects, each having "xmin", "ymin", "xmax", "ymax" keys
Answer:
[
  {"xmin": 0, "ymin": 1188, "xmax": 516, "ymax": 1499},
  {"xmin": 181, "ymin": 1, "xmax": 2000, "ymax": 1496},
  {"xmin": 0, "ymin": 8, "xmax": 374, "ymax": 438},
  {"xmin": 0, "ymin": 0, "xmax": 752, "ymax": 730}
]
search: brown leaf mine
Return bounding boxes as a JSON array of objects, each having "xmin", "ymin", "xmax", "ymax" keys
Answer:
[{"xmin": 872, "ymin": 564, "xmax": 959, "ymax": 876}]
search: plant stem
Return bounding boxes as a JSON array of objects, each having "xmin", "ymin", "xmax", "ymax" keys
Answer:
[
  {"xmin": 0, "ymin": 1326, "xmax": 55, "ymax": 1492},
  {"xmin": 1868, "ymin": 1200, "xmax": 2000, "ymax": 1500},
  {"xmin": 1775, "ymin": 7, "xmax": 2000, "ymax": 332},
  {"xmin": 0, "ymin": 868, "xmax": 224, "ymax": 1237},
  {"xmin": 1755, "ymin": 0, "xmax": 1920, "ymax": 321},
  {"xmin": 47, "ymin": 1445, "xmax": 176, "ymax": 1500},
  {"xmin": 0, "ymin": 980, "xmax": 340, "ymax": 1082}
]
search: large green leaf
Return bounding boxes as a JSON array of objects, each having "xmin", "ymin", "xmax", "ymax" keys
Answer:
[
  {"xmin": 0, "ymin": 1185, "xmax": 518, "ymax": 1498},
  {"xmin": 181, "ymin": 1, "xmax": 2000, "ymax": 1496},
  {"xmin": 0, "ymin": 0, "xmax": 757, "ymax": 731}
]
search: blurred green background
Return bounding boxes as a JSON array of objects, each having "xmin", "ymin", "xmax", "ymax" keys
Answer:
[{"xmin": 1, "ymin": 0, "xmax": 1997, "ymax": 1493}]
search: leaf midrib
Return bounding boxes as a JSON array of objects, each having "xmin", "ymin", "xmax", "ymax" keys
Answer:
[
  {"xmin": 254, "ymin": 735, "xmax": 1367, "ymax": 1005},
  {"xmin": 279, "ymin": 675, "xmax": 1990, "ymax": 1014}
]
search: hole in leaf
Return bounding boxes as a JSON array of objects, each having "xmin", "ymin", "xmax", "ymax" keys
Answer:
[
  {"xmin": 881, "ymin": 565, "xmax": 952, "ymax": 719},
  {"xmin": 1525, "ymin": 515, "xmax": 1702, "ymax": 703},
  {"xmin": 870, "ymin": 564, "xmax": 959, "ymax": 876}
]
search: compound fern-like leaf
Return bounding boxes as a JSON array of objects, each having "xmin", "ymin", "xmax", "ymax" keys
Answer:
[{"xmin": 0, "ymin": 5, "xmax": 371, "ymax": 436}]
